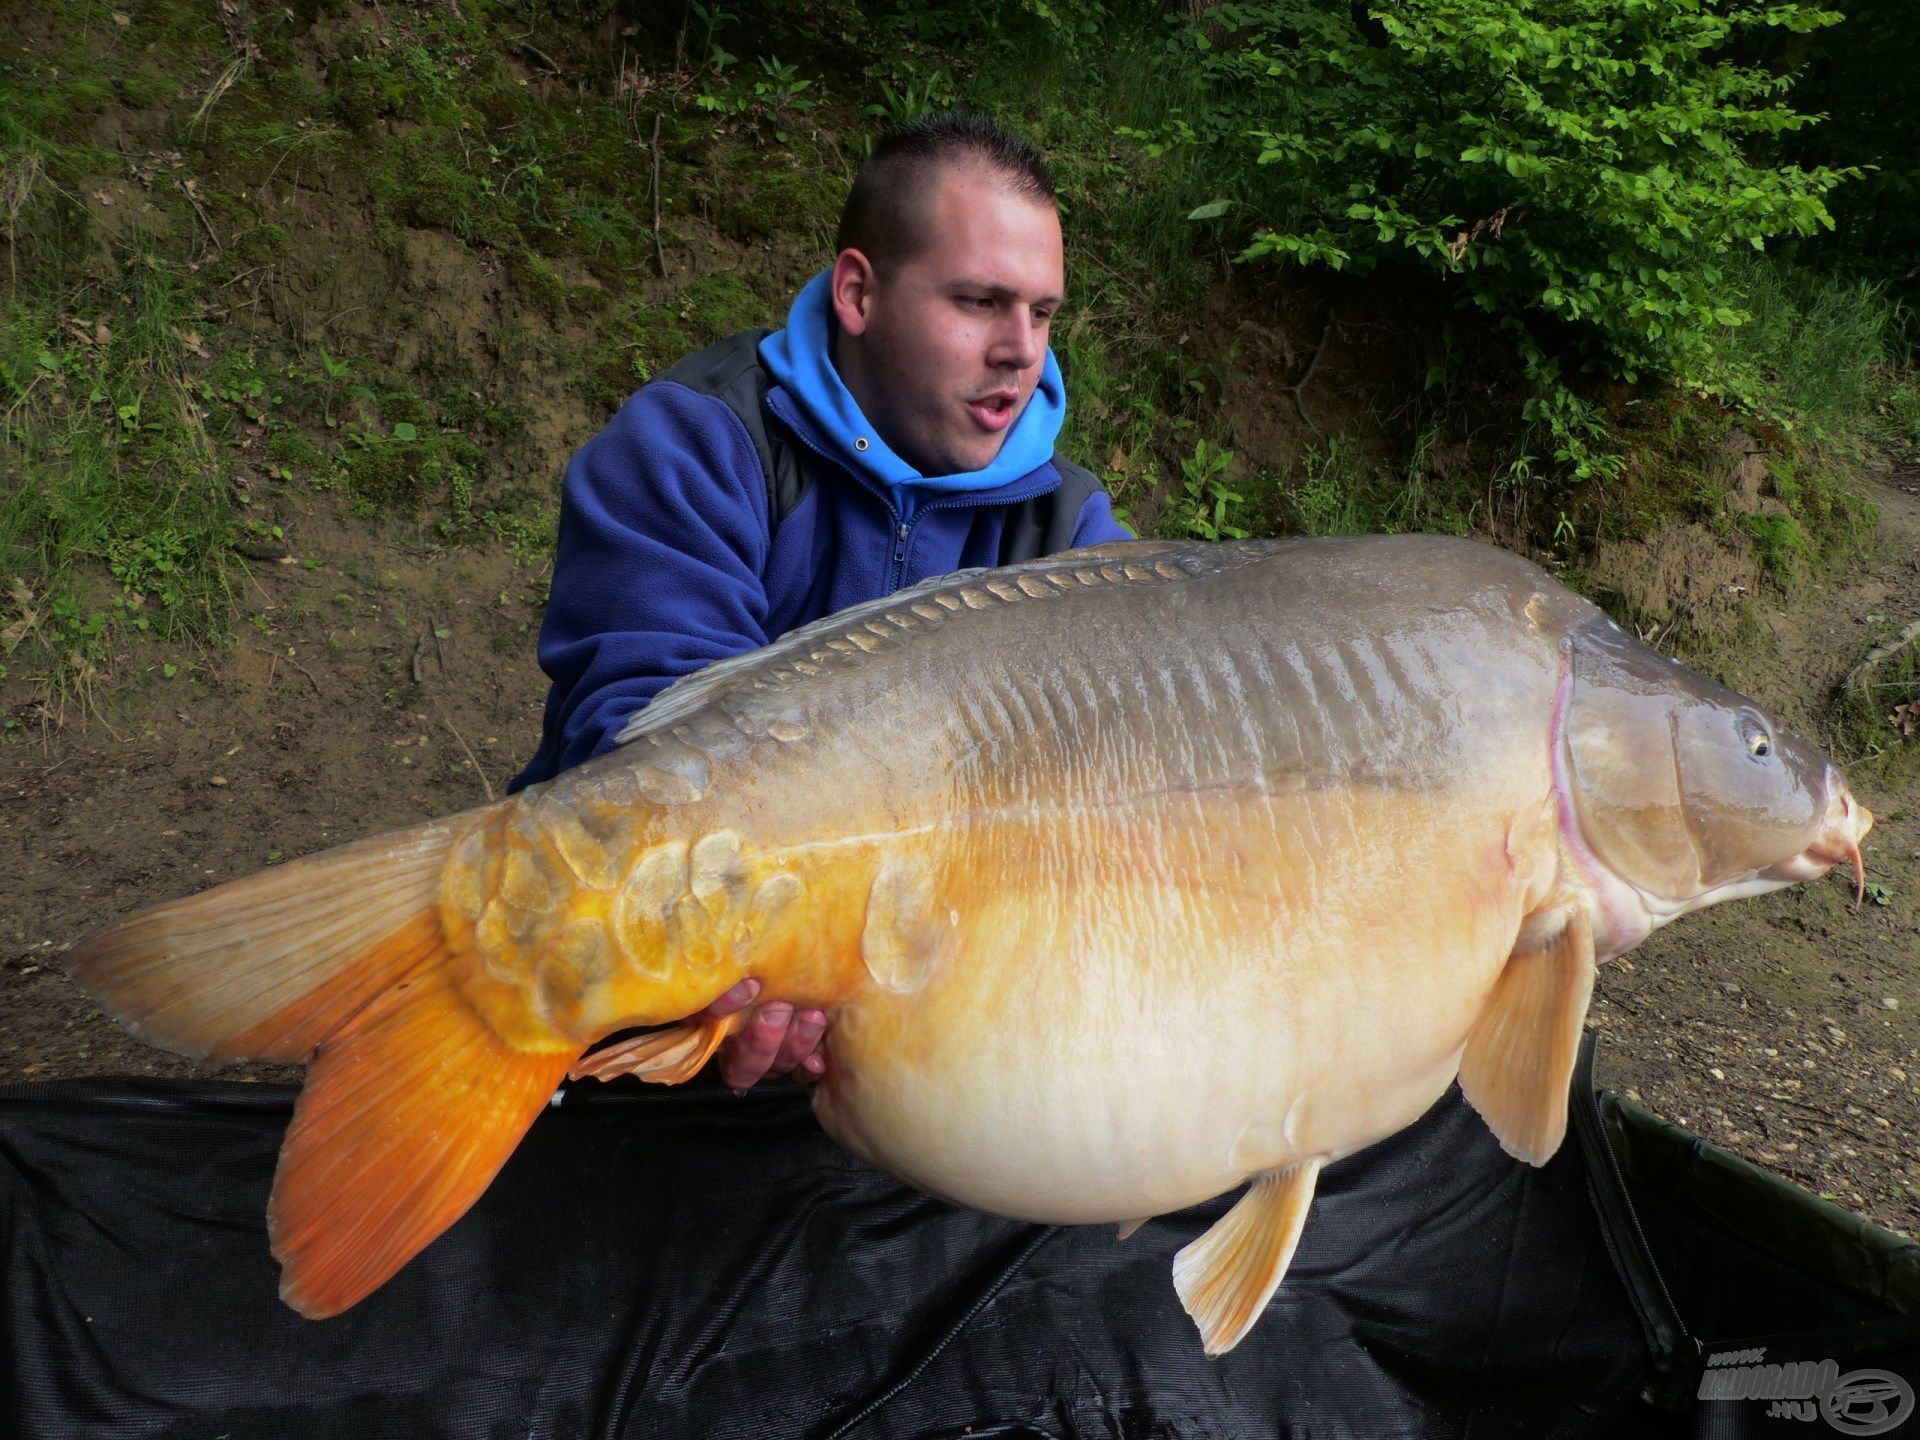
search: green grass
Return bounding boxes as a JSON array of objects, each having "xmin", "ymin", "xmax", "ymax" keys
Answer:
[
  {"xmin": 1709, "ymin": 252, "xmax": 1895, "ymax": 441},
  {"xmin": 0, "ymin": 230, "xmax": 237, "ymax": 690}
]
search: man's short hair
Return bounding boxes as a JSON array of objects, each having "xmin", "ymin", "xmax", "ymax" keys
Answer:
[{"xmin": 836, "ymin": 109, "xmax": 1057, "ymax": 276}]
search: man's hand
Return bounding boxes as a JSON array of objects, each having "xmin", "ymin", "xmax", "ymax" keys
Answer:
[{"xmin": 697, "ymin": 978, "xmax": 827, "ymax": 1088}]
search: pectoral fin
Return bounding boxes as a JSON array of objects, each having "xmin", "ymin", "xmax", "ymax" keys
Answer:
[
  {"xmin": 1172, "ymin": 1158, "xmax": 1322, "ymax": 1356},
  {"xmin": 1458, "ymin": 905, "xmax": 1596, "ymax": 1165},
  {"xmin": 567, "ymin": 1012, "xmax": 745, "ymax": 1085},
  {"xmin": 1115, "ymin": 1217, "xmax": 1149, "ymax": 1241}
]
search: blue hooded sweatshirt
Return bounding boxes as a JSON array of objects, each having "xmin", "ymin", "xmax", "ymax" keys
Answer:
[{"xmin": 510, "ymin": 271, "xmax": 1129, "ymax": 791}]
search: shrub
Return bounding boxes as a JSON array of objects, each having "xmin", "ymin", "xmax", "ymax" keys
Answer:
[{"xmin": 1132, "ymin": 0, "xmax": 1855, "ymax": 480}]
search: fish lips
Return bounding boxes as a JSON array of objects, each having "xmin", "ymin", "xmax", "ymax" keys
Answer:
[{"xmin": 1764, "ymin": 783, "xmax": 1873, "ymax": 901}]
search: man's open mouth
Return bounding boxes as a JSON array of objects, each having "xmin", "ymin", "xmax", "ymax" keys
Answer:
[{"xmin": 965, "ymin": 391, "xmax": 1019, "ymax": 434}]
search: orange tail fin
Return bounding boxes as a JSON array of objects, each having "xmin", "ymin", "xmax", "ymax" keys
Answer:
[
  {"xmin": 269, "ymin": 939, "xmax": 571, "ymax": 1317},
  {"xmin": 62, "ymin": 810, "xmax": 574, "ymax": 1317}
]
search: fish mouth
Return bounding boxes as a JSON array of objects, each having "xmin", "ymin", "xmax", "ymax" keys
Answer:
[{"xmin": 1769, "ymin": 783, "xmax": 1874, "ymax": 904}]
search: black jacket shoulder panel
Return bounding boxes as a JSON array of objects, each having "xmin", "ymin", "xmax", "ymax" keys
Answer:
[
  {"xmin": 996, "ymin": 455, "xmax": 1103, "ymax": 564},
  {"xmin": 655, "ymin": 330, "xmax": 811, "ymax": 527}
]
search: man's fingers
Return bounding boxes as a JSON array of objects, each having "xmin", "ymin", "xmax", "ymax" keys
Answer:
[
  {"xmin": 705, "ymin": 990, "xmax": 831, "ymax": 1088},
  {"xmin": 698, "ymin": 977, "xmax": 761, "ymax": 1021},
  {"xmin": 770, "ymin": 1010, "xmax": 826, "ymax": 1076},
  {"xmin": 718, "ymin": 1002, "xmax": 790, "ymax": 1089}
]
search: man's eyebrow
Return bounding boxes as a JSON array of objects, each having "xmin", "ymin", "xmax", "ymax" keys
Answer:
[{"xmin": 948, "ymin": 279, "xmax": 1067, "ymax": 309}]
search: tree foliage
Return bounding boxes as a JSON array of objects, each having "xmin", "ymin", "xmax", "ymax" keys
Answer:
[{"xmin": 1115, "ymin": 0, "xmax": 1855, "ymax": 477}]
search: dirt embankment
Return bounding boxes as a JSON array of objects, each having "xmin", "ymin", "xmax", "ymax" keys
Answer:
[{"xmin": 3, "ymin": 464, "xmax": 1917, "ymax": 1233}]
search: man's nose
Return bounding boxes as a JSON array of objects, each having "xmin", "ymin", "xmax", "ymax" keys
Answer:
[{"xmin": 989, "ymin": 309, "xmax": 1045, "ymax": 372}]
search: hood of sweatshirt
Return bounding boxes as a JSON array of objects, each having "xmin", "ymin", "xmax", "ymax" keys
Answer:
[{"xmin": 758, "ymin": 269, "xmax": 1066, "ymax": 518}]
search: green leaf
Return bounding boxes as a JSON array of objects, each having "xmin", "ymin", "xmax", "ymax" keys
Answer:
[
  {"xmin": 1186, "ymin": 200, "xmax": 1231, "ymax": 221},
  {"xmin": 393, "ymin": 421, "xmax": 419, "ymax": 442}
]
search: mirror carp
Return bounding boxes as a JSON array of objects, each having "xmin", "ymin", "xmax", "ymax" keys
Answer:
[{"xmin": 63, "ymin": 536, "xmax": 1873, "ymax": 1353}]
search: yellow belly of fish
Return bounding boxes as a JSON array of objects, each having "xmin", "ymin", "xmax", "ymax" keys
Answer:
[{"xmin": 809, "ymin": 784, "xmax": 1546, "ymax": 1224}]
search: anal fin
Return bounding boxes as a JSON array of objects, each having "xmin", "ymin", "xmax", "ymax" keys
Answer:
[
  {"xmin": 568, "ymin": 1013, "xmax": 745, "ymax": 1085},
  {"xmin": 1458, "ymin": 905, "xmax": 1596, "ymax": 1166},
  {"xmin": 269, "ymin": 956, "xmax": 573, "ymax": 1319},
  {"xmin": 1172, "ymin": 1158, "xmax": 1323, "ymax": 1356}
]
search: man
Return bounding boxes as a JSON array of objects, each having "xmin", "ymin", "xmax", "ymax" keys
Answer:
[{"xmin": 511, "ymin": 110, "xmax": 1130, "ymax": 1085}]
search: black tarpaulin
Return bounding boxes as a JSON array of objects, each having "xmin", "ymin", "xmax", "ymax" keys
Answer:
[{"xmin": 2, "ymin": 1035, "xmax": 1915, "ymax": 1439}]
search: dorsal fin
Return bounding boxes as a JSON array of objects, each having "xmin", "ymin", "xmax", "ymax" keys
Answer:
[{"xmin": 612, "ymin": 540, "xmax": 1209, "ymax": 747}]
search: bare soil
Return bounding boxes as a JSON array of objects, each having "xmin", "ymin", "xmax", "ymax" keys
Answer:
[{"xmin": 3, "ymin": 465, "xmax": 1916, "ymax": 1234}]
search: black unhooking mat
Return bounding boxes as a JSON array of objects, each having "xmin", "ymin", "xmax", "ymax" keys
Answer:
[{"xmin": 3, "ymin": 1035, "xmax": 1916, "ymax": 1439}]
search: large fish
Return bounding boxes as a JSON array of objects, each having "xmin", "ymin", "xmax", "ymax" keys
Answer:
[{"xmin": 62, "ymin": 536, "xmax": 1871, "ymax": 1353}]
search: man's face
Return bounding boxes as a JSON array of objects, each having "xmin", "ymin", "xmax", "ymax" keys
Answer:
[{"xmin": 834, "ymin": 167, "xmax": 1065, "ymax": 477}]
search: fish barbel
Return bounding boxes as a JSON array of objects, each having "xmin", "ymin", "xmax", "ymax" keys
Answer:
[{"xmin": 62, "ymin": 536, "xmax": 1872, "ymax": 1352}]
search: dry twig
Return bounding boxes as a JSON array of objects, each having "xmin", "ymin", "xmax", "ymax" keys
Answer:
[
  {"xmin": 255, "ymin": 645, "xmax": 322, "ymax": 695},
  {"xmin": 1281, "ymin": 309, "xmax": 1336, "ymax": 432},
  {"xmin": 177, "ymin": 176, "xmax": 223, "ymax": 254},
  {"xmin": 440, "ymin": 713, "xmax": 495, "ymax": 802},
  {"xmin": 650, "ymin": 113, "xmax": 668, "ymax": 280},
  {"xmin": 517, "ymin": 39, "xmax": 562, "ymax": 75}
]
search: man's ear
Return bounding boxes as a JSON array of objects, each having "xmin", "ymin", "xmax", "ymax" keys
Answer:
[{"xmin": 829, "ymin": 249, "xmax": 879, "ymax": 338}]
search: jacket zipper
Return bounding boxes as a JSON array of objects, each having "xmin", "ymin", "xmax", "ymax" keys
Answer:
[
  {"xmin": 762, "ymin": 391, "xmax": 1063, "ymax": 589},
  {"xmin": 891, "ymin": 521, "xmax": 911, "ymax": 588}
]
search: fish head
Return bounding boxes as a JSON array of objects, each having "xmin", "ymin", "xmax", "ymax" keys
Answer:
[{"xmin": 1559, "ymin": 624, "xmax": 1872, "ymax": 940}]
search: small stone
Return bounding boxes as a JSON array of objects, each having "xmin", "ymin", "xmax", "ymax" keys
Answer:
[
  {"xmin": 208, "ymin": 775, "xmax": 227, "ymax": 786},
  {"xmin": 1708, "ymin": 1067, "xmax": 1725, "ymax": 1081},
  {"xmin": 1827, "ymin": 1025, "xmax": 1846, "ymax": 1043},
  {"xmin": 1883, "ymin": 997, "xmax": 1900, "ymax": 1011}
]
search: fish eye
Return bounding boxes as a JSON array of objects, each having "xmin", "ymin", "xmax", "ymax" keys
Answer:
[{"xmin": 1744, "ymin": 723, "xmax": 1774, "ymax": 760}]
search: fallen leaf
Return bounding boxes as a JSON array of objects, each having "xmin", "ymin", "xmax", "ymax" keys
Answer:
[
  {"xmin": 1107, "ymin": 445, "xmax": 1129, "ymax": 474},
  {"xmin": 0, "ymin": 612, "xmax": 39, "ymax": 650},
  {"xmin": 112, "ymin": 11, "xmax": 130, "ymax": 24}
]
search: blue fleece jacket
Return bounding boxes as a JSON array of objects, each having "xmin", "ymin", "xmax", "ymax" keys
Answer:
[{"xmin": 510, "ymin": 282, "xmax": 1130, "ymax": 791}]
